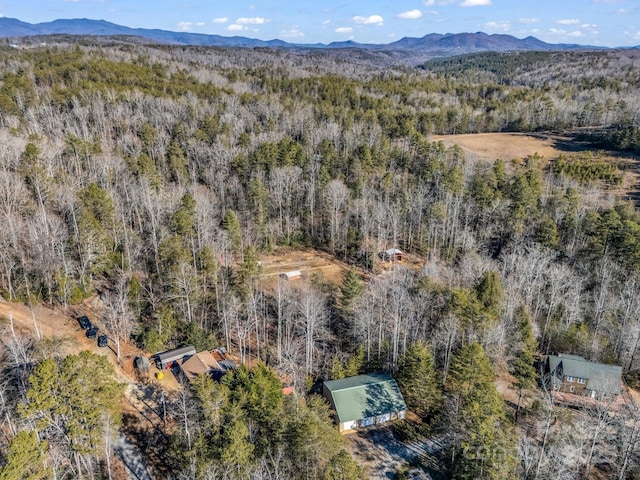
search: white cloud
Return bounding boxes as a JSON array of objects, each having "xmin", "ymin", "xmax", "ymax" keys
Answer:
[
  {"xmin": 196, "ymin": 22, "xmax": 205, "ymax": 27},
  {"xmin": 460, "ymin": 0, "xmax": 492, "ymax": 6},
  {"xmin": 567, "ymin": 30, "xmax": 584, "ymax": 37},
  {"xmin": 236, "ymin": 17, "xmax": 269, "ymax": 25},
  {"xmin": 397, "ymin": 9, "xmax": 423, "ymax": 19},
  {"xmin": 423, "ymin": 0, "xmax": 466, "ymax": 6},
  {"xmin": 633, "ymin": 31, "xmax": 640, "ymax": 40},
  {"xmin": 617, "ymin": 9, "xmax": 632, "ymax": 14},
  {"xmin": 581, "ymin": 23, "xmax": 597, "ymax": 28},
  {"xmin": 353, "ymin": 15, "xmax": 384, "ymax": 25},
  {"xmin": 519, "ymin": 18, "xmax": 539, "ymax": 24},
  {"xmin": 177, "ymin": 21, "xmax": 193, "ymax": 31},
  {"xmin": 549, "ymin": 28, "xmax": 566, "ymax": 34},
  {"xmin": 485, "ymin": 20, "xmax": 510, "ymax": 31},
  {"xmin": 281, "ymin": 28, "xmax": 305, "ymax": 38},
  {"xmin": 557, "ymin": 19, "xmax": 580, "ymax": 25},
  {"xmin": 322, "ymin": 20, "xmax": 331, "ymax": 25},
  {"xmin": 335, "ymin": 27, "xmax": 353, "ymax": 33},
  {"xmin": 213, "ymin": 17, "xmax": 229, "ymax": 24},
  {"xmin": 227, "ymin": 24, "xmax": 245, "ymax": 31}
]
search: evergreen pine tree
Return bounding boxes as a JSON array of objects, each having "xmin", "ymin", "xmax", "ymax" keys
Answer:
[
  {"xmin": 21, "ymin": 352, "xmax": 124, "ymax": 461},
  {"xmin": 329, "ymin": 357, "xmax": 346, "ymax": 380},
  {"xmin": 238, "ymin": 245, "xmax": 262, "ymax": 294},
  {"xmin": 474, "ymin": 270, "xmax": 503, "ymax": 318},
  {"xmin": 447, "ymin": 343, "xmax": 517, "ymax": 480},
  {"xmin": 340, "ymin": 266, "xmax": 363, "ymax": 308},
  {"xmin": 221, "ymin": 209, "xmax": 242, "ymax": 255},
  {"xmin": 397, "ymin": 341, "xmax": 442, "ymax": 419},
  {"xmin": 0, "ymin": 431, "xmax": 51, "ymax": 480},
  {"xmin": 324, "ymin": 449, "xmax": 365, "ymax": 480},
  {"xmin": 510, "ymin": 306, "xmax": 538, "ymax": 422},
  {"xmin": 345, "ymin": 347, "xmax": 364, "ymax": 377}
]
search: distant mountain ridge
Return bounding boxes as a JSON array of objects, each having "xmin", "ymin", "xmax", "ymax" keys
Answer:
[{"xmin": 0, "ymin": 17, "xmax": 607, "ymax": 54}]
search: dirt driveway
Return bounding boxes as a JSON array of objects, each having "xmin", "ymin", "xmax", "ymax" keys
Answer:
[{"xmin": 344, "ymin": 426, "xmax": 449, "ymax": 479}]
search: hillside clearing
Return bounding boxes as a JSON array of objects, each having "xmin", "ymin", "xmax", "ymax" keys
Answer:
[{"xmin": 431, "ymin": 132, "xmax": 595, "ymax": 162}]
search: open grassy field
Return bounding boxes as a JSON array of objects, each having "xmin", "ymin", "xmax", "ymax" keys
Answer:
[
  {"xmin": 433, "ymin": 132, "xmax": 640, "ymax": 202},
  {"xmin": 431, "ymin": 132, "xmax": 594, "ymax": 162}
]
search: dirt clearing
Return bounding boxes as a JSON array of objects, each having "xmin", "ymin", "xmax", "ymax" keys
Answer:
[
  {"xmin": 258, "ymin": 249, "xmax": 351, "ymax": 290},
  {"xmin": 0, "ymin": 297, "xmax": 150, "ymax": 385}
]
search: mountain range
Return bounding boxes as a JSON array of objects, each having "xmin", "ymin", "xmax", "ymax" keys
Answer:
[{"xmin": 0, "ymin": 17, "xmax": 613, "ymax": 56}]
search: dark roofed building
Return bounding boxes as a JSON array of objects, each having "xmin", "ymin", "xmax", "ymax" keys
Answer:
[
  {"xmin": 178, "ymin": 351, "xmax": 222, "ymax": 382},
  {"xmin": 154, "ymin": 346, "xmax": 196, "ymax": 370},
  {"xmin": 323, "ymin": 373, "xmax": 407, "ymax": 432},
  {"xmin": 548, "ymin": 354, "xmax": 622, "ymax": 400}
]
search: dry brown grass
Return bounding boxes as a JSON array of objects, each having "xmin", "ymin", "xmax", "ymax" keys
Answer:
[
  {"xmin": 430, "ymin": 132, "xmax": 591, "ymax": 162},
  {"xmin": 258, "ymin": 249, "xmax": 351, "ymax": 292},
  {"xmin": 432, "ymin": 132, "xmax": 640, "ymax": 202},
  {"xmin": 257, "ymin": 248, "xmax": 427, "ymax": 294}
]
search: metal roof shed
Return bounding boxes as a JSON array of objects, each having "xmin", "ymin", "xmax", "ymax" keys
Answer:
[
  {"xmin": 382, "ymin": 248, "xmax": 403, "ymax": 262},
  {"xmin": 323, "ymin": 373, "xmax": 407, "ymax": 432},
  {"xmin": 280, "ymin": 270, "xmax": 302, "ymax": 280},
  {"xmin": 155, "ymin": 346, "xmax": 196, "ymax": 369}
]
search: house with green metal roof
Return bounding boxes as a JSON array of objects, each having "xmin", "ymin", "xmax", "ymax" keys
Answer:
[
  {"xmin": 548, "ymin": 354, "xmax": 622, "ymax": 400},
  {"xmin": 322, "ymin": 373, "xmax": 407, "ymax": 432}
]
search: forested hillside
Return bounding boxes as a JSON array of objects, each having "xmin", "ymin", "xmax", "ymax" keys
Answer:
[{"xmin": 0, "ymin": 40, "xmax": 640, "ymax": 479}]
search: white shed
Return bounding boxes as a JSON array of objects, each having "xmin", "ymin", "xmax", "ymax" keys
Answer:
[{"xmin": 280, "ymin": 270, "xmax": 302, "ymax": 281}]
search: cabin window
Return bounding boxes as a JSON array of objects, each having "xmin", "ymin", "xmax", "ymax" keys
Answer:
[
  {"xmin": 577, "ymin": 378, "xmax": 586, "ymax": 384},
  {"xmin": 569, "ymin": 386, "xmax": 575, "ymax": 393},
  {"xmin": 566, "ymin": 376, "xmax": 575, "ymax": 382}
]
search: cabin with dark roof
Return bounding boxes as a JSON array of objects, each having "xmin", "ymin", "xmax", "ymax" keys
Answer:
[{"xmin": 547, "ymin": 354, "xmax": 622, "ymax": 400}]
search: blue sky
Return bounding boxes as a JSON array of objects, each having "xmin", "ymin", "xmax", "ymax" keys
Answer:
[{"xmin": 1, "ymin": 0, "xmax": 639, "ymax": 47}]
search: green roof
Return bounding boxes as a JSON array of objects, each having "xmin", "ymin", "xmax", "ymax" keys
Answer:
[
  {"xmin": 549, "ymin": 354, "xmax": 621, "ymax": 395},
  {"xmin": 323, "ymin": 373, "xmax": 407, "ymax": 423}
]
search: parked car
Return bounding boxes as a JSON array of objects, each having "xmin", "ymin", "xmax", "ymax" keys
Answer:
[
  {"xmin": 86, "ymin": 326, "xmax": 99, "ymax": 339},
  {"xmin": 97, "ymin": 335, "xmax": 108, "ymax": 347},
  {"xmin": 77, "ymin": 315, "xmax": 91, "ymax": 330}
]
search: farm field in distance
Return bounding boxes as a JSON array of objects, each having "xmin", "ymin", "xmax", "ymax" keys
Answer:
[{"xmin": 430, "ymin": 132, "xmax": 591, "ymax": 162}]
